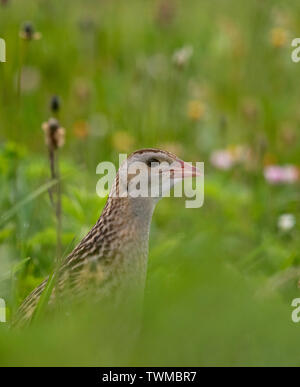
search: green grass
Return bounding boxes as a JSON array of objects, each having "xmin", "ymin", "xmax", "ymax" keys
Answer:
[{"xmin": 0, "ymin": 0, "xmax": 300, "ymax": 366}]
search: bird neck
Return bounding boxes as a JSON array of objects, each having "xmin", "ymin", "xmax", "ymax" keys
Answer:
[
  {"xmin": 100, "ymin": 196, "xmax": 155, "ymax": 239},
  {"xmin": 97, "ymin": 196, "xmax": 155, "ymax": 297},
  {"xmin": 128, "ymin": 197, "xmax": 156, "ymax": 229}
]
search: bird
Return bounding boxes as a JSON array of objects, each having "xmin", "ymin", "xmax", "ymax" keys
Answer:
[{"xmin": 13, "ymin": 148, "xmax": 200, "ymax": 328}]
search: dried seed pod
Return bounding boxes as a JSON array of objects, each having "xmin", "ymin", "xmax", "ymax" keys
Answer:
[
  {"xmin": 50, "ymin": 95, "xmax": 61, "ymax": 113},
  {"xmin": 19, "ymin": 21, "xmax": 41, "ymax": 40},
  {"xmin": 42, "ymin": 118, "xmax": 65, "ymax": 150}
]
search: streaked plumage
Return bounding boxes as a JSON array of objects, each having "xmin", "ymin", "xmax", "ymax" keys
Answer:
[{"xmin": 13, "ymin": 148, "xmax": 199, "ymax": 327}]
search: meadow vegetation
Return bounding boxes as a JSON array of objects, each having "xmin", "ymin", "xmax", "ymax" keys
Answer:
[{"xmin": 0, "ymin": 0, "xmax": 300, "ymax": 366}]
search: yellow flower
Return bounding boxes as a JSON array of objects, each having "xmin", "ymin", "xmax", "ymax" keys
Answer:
[
  {"xmin": 270, "ymin": 27, "xmax": 288, "ymax": 48},
  {"xmin": 241, "ymin": 97, "xmax": 259, "ymax": 121},
  {"xmin": 263, "ymin": 153, "xmax": 277, "ymax": 166},
  {"xmin": 187, "ymin": 100, "xmax": 205, "ymax": 121},
  {"xmin": 279, "ymin": 123, "xmax": 297, "ymax": 146},
  {"xmin": 158, "ymin": 142, "xmax": 183, "ymax": 157},
  {"xmin": 73, "ymin": 121, "xmax": 89, "ymax": 139},
  {"xmin": 112, "ymin": 131, "xmax": 135, "ymax": 153},
  {"xmin": 74, "ymin": 78, "xmax": 91, "ymax": 102}
]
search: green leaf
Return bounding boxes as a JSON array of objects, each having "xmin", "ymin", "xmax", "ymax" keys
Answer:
[
  {"xmin": 0, "ymin": 179, "xmax": 59, "ymax": 228},
  {"xmin": 0, "ymin": 257, "xmax": 31, "ymax": 282},
  {"xmin": 30, "ymin": 272, "xmax": 56, "ymax": 325}
]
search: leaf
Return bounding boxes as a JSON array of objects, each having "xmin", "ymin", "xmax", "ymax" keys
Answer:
[
  {"xmin": 30, "ymin": 272, "xmax": 56, "ymax": 325},
  {"xmin": 30, "ymin": 235, "xmax": 76, "ymax": 325},
  {"xmin": 0, "ymin": 179, "xmax": 59, "ymax": 228},
  {"xmin": 11, "ymin": 257, "xmax": 31, "ymax": 276},
  {"xmin": 0, "ymin": 257, "xmax": 31, "ymax": 282},
  {"xmin": 0, "ymin": 227, "xmax": 14, "ymax": 243}
]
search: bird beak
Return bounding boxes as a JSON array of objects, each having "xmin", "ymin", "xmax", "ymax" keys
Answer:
[{"xmin": 170, "ymin": 160, "xmax": 201, "ymax": 179}]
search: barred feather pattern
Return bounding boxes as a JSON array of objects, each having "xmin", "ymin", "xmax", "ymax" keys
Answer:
[
  {"xmin": 13, "ymin": 148, "xmax": 178, "ymax": 328},
  {"xmin": 13, "ymin": 196, "xmax": 154, "ymax": 328}
]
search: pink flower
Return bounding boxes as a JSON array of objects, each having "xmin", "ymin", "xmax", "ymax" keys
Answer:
[
  {"xmin": 210, "ymin": 146, "xmax": 250, "ymax": 170},
  {"xmin": 264, "ymin": 165, "xmax": 299, "ymax": 184},
  {"xmin": 210, "ymin": 150, "xmax": 234, "ymax": 170}
]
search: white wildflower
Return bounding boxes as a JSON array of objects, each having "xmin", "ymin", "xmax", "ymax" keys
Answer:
[{"xmin": 278, "ymin": 214, "xmax": 296, "ymax": 231}]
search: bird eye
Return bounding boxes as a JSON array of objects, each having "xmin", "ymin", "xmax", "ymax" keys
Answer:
[{"xmin": 146, "ymin": 158, "xmax": 160, "ymax": 167}]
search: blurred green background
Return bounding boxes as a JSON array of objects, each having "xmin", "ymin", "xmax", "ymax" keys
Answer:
[{"xmin": 0, "ymin": 0, "xmax": 300, "ymax": 366}]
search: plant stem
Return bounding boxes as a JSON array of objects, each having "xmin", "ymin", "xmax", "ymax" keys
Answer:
[
  {"xmin": 55, "ymin": 151, "xmax": 62, "ymax": 262},
  {"xmin": 17, "ymin": 40, "xmax": 27, "ymax": 104},
  {"xmin": 48, "ymin": 146, "xmax": 62, "ymax": 262},
  {"xmin": 48, "ymin": 147, "xmax": 55, "ymax": 208}
]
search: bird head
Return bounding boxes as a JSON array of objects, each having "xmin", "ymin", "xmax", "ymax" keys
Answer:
[{"xmin": 114, "ymin": 148, "xmax": 201, "ymax": 201}]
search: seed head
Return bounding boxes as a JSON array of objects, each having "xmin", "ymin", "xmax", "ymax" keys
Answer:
[
  {"xmin": 50, "ymin": 95, "xmax": 60, "ymax": 113},
  {"xmin": 42, "ymin": 118, "xmax": 65, "ymax": 150},
  {"xmin": 20, "ymin": 21, "xmax": 41, "ymax": 41}
]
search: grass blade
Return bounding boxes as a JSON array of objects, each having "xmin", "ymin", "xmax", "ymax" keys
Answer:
[{"xmin": 0, "ymin": 179, "xmax": 59, "ymax": 228}]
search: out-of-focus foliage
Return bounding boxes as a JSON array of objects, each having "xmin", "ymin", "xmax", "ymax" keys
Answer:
[{"xmin": 0, "ymin": 0, "xmax": 300, "ymax": 366}]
